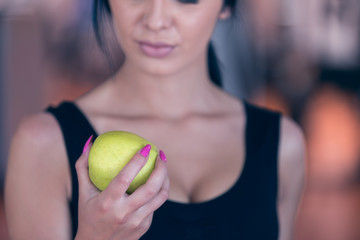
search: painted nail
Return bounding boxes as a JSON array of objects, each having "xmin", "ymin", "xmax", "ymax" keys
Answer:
[
  {"xmin": 140, "ymin": 144, "xmax": 151, "ymax": 157},
  {"xmin": 82, "ymin": 135, "xmax": 93, "ymax": 154},
  {"xmin": 159, "ymin": 150, "xmax": 167, "ymax": 162}
]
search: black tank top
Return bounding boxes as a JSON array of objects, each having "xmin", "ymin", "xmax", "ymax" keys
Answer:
[{"xmin": 46, "ymin": 101, "xmax": 280, "ymax": 240}]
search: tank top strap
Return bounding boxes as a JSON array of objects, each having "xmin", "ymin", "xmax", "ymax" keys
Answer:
[
  {"xmin": 46, "ymin": 101, "xmax": 97, "ymax": 238},
  {"xmin": 242, "ymin": 101, "xmax": 281, "ymax": 187}
]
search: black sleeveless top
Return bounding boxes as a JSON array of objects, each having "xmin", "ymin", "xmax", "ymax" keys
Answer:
[{"xmin": 46, "ymin": 101, "xmax": 280, "ymax": 240}]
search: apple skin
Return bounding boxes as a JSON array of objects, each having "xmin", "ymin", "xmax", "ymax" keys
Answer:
[{"xmin": 88, "ymin": 131, "xmax": 158, "ymax": 194}]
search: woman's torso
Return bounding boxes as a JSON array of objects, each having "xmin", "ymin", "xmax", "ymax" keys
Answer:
[{"xmin": 47, "ymin": 97, "xmax": 280, "ymax": 239}]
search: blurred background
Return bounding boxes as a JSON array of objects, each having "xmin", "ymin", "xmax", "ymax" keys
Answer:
[{"xmin": 0, "ymin": 0, "xmax": 359, "ymax": 239}]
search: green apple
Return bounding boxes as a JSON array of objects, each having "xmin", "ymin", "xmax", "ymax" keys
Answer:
[{"xmin": 88, "ymin": 131, "xmax": 158, "ymax": 194}]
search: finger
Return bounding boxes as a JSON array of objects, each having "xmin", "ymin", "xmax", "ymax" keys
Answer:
[
  {"xmin": 127, "ymin": 156, "xmax": 168, "ymax": 210},
  {"xmin": 143, "ymin": 188, "xmax": 169, "ymax": 216},
  {"xmin": 136, "ymin": 174, "xmax": 169, "ymax": 218},
  {"xmin": 103, "ymin": 144, "xmax": 152, "ymax": 200},
  {"xmin": 76, "ymin": 136, "xmax": 100, "ymax": 200}
]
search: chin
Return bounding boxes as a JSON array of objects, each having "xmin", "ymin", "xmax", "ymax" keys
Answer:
[{"xmin": 138, "ymin": 58, "xmax": 183, "ymax": 77}]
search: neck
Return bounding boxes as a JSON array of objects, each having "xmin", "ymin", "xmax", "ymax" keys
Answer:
[{"xmin": 108, "ymin": 59, "xmax": 222, "ymax": 119}]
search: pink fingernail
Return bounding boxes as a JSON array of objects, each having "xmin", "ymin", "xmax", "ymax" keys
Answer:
[
  {"xmin": 82, "ymin": 135, "xmax": 93, "ymax": 153},
  {"xmin": 159, "ymin": 150, "xmax": 167, "ymax": 162},
  {"xmin": 140, "ymin": 144, "xmax": 151, "ymax": 157}
]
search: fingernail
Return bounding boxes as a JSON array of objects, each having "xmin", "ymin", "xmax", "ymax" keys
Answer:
[
  {"xmin": 140, "ymin": 144, "xmax": 151, "ymax": 157},
  {"xmin": 82, "ymin": 135, "xmax": 93, "ymax": 154},
  {"xmin": 159, "ymin": 150, "xmax": 167, "ymax": 162}
]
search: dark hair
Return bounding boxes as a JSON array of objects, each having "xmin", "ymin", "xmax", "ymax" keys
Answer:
[{"xmin": 93, "ymin": 0, "xmax": 238, "ymax": 87}]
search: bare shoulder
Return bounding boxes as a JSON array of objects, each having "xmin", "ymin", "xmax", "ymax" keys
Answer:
[
  {"xmin": 6, "ymin": 111, "xmax": 68, "ymax": 193},
  {"xmin": 5, "ymin": 112, "xmax": 71, "ymax": 239},
  {"xmin": 279, "ymin": 116, "xmax": 306, "ymax": 164},
  {"xmin": 278, "ymin": 116, "xmax": 306, "ymax": 195},
  {"xmin": 14, "ymin": 112, "xmax": 63, "ymax": 147},
  {"xmin": 277, "ymin": 116, "xmax": 306, "ymax": 240}
]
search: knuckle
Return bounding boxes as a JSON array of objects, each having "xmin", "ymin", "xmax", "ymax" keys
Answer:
[
  {"xmin": 127, "ymin": 218, "xmax": 142, "ymax": 230},
  {"xmin": 75, "ymin": 160, "xmax": 82, "ymax": 171},
  {"xmin": 144, "ymin": 185, "xmax": 157, "ymax": 198},
  {"xmin": 117, "ymin": 175, "xmax": 132, "ymax": 188},
  {"xmin": 139, "ymin": 220, "xmax": 151, "ymax": 235},
  {"xmin": 156, "ymin": 190, "xmax": 169, "ymax": 206},
  {"xmin": 115, "ymin": 213, "xmax": 128, "ymax": 225},
  {"xmin": 130, "ymin": 154, "xmax": 146, "ymax": 167},
  {"xmin": 145, "ymin": 215, "xmax": 153, "ymax": 228},
  {"xmin": 140, "ymin": 215, "xmax": 153, "ymax": 233},
  {"xmin": 128, "ymin": 199, "xmax": 141, "ymax": 210},
  {"xmin": 98, "ymin": 198, "xmax": 112, "ymax": 213},
  {"xmin": 160, "ymin": 189, "xmax": 169, "ymax": 201}
]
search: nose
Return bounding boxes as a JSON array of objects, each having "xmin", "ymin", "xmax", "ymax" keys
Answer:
[{"xmin": 142, "ymin": 0, "xmax": 171, "ymax": 31}]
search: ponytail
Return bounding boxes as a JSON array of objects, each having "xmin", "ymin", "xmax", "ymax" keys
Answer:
[{"xmin": 208, "ymin": 42, "xmax": 223, "ymax": 88}]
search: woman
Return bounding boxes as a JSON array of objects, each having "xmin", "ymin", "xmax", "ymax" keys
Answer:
[{"xmin": 5, "ymin": 0, "xmax": 305, "ymax": 239}]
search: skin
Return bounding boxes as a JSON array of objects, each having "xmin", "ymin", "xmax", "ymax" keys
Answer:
[{"xmin": 5, "ymin": 0, "xmax": 305, "ymax": 239}]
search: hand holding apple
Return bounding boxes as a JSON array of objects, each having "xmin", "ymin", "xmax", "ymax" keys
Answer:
[{"xmin": 75, "ymin": 134, "xmax": 169, "ymax": 240}]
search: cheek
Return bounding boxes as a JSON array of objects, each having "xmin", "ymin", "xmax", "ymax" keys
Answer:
[
  {"xmin": 181, "ymin": 12, "xmax": 219, "ymax": 47},
  {"xmin": 110, "ymin": 5, "xmax": 140, "ymax": 45}
]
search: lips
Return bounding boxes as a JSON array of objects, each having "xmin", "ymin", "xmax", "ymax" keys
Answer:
[{"xmin": 138, "ymin": 40, "xmax": 176, "ymax": 58}]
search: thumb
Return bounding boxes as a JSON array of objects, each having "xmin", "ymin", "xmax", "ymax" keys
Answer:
[{"xmin": 75, "ymin": 135, "xmax": 99, "ymax": 201}]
